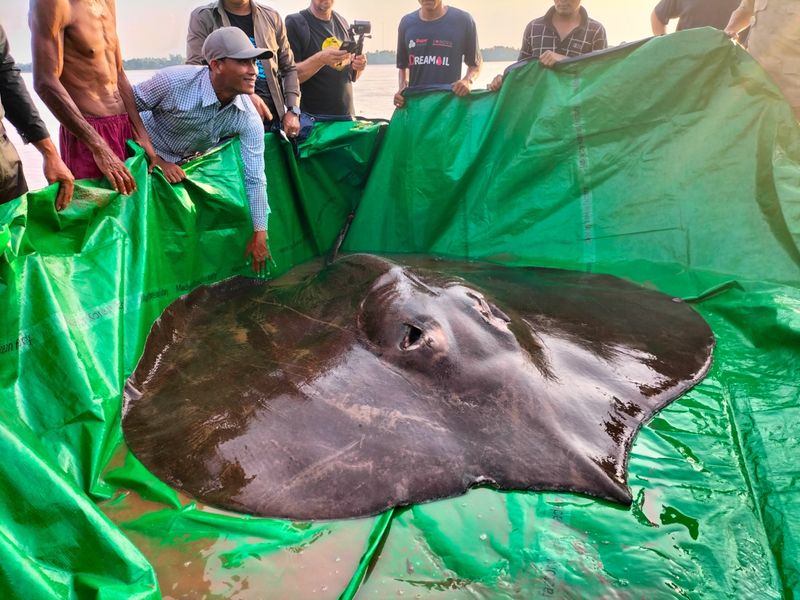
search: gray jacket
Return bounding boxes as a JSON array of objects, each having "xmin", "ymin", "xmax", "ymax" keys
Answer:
[{"xmin": 186, "ymin": 2, "xmax": 300, "ymax": 119}]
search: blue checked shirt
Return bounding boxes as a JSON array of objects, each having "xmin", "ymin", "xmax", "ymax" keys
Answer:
[{"xmin": 133, "ymin": 65, "xmax": 269, "ymax": 231}]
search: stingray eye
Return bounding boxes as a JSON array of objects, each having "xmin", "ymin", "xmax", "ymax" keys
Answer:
[{"xmin": 401, "ymin": 323, "xmax": 424, "ymax": 350}]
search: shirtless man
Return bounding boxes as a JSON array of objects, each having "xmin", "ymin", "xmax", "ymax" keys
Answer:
[{"xmin": 30, "ymin": 0, "xmax": 181, "ymax": 193}]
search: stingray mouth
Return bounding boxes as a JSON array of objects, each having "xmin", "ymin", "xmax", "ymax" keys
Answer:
[{"xmin": 401, "ymin": 323, "xmax": 424, "ymax": 350}]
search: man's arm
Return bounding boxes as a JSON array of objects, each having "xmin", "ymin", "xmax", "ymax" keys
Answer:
[
  {"xmin": 131, "ymin": 68, "xmax": 171, "ymax": 113},
  {"xmin": 293, "ymin": 48, "xmax": 351, "ymax": 84},
  {"xmin": 452, "ymin": 64, "xmax": 479, "ymax": 97},
  {"xmin": 274, "ymin": 16, "xmax": 299, "ymax": 109},
  {"xmin": 0, "ymin": 25, "xmax": 48, "ymax": 145},
  {"xmin": 32, "ymin": 137, "xmax": 74, "ymax": 210},
  {"xmin": 652, "ymin": 0, "xmax": 676, "ymax": 35},
  {"xmin": 394, "ymin": 20, "xmax": 410, "ymax": 108},
  {"xmin": 128, "ymin": 68, "xmax": 185, "ymax": 183},
  {"xmin": 0, "ymin": 25, "xmax": 73, "ymax": 209},
  {"xmin": 350, "ymin": 54, "xmax": 367, "ymax": 82},
  {"xmin": 237, "ymin": 108, "xmax": 271, "ymax": 272},
  {"xmin": 119, "ymin": 69, "xmax": 184, "ymax": 183},
  {"xmin": 394, "ymin": 68, "xmax": 409, "ymax": 109},
  {"xmin": 651, "ymin": 10, "xmax": 668, "ymax": 35},
  {"xmin": 108, "ymin": 6, "xmax": 183, "ymax": 184},
  {"xmin": 272, "ymin": 14, "xmax": 300, "ymax": 136},
  {"xmin": 724, "ymin": 0, "xmax": 755, "ymax": 38},
  {"xmin": 452, "ymin": 16, "xmax": 481, "ymax": 97},
  {"xmin": 186, "ymin": 8, "xmax": 211, "ymax": 65},
  {"xmin": 30, "ymin": 0, "xmax": 135, "ymax": 194},
  {"xmin": 539, "ymin": 51, "xmax": 566, "ymax": 67}
]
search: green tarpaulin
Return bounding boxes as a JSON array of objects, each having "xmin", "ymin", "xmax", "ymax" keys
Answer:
[{"xmin": 1, "ymin": 29, "xmax": 798, "ymax": 599}]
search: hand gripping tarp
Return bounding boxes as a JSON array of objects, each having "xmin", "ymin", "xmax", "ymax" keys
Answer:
[{"xmin": 0, "ymin": 29, "xmax": 798, "ymax": 599}]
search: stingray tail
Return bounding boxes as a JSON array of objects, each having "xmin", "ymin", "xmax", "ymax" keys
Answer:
[{"xmin": 325, "ymin": 211, "xmax": 355, "ymax": 266}]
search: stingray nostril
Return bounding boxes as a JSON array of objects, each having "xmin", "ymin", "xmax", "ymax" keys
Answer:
[{"xmin": 401, "ymin": 324, "xmax": 424, "ymax": 350}]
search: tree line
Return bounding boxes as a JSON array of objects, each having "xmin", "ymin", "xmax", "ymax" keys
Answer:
[{"xmin": 17, "ymin": 47, "xmax": 520, "ymax": 72}]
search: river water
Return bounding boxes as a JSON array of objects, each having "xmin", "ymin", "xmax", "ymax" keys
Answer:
[{"xmin": 5, "ymin": 62, "xmax": 513, "ymax": 191}]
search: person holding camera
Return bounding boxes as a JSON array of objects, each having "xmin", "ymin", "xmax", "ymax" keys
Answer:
[
  {"xmin": 394, "ymin": 0, "xmax": 482, "ymax": 109},
  {"xmin": 285, "ymin": 0, "xmax": 368, "ymax": 119}
]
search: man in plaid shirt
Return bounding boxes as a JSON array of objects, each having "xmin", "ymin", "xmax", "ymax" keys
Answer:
[
  {"xmin": 489, "ymin": 0, "xmax": 607, "ymax": 90},
  {"xmin": 134, "ymin": 27, "xmax": 272, "ymax": 272}
]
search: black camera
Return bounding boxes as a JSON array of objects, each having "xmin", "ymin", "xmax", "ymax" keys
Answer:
[
  {"xmin": 340, "ymin": 20, "xmax": 372, "ymax": 56},
  {"xmin": 351, "ymin": 21, "xmax": 372, "ymax": 36}
]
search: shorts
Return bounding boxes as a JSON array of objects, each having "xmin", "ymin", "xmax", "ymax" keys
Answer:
[{"xmin": 59, "ymin": 113, "xmax": 134, "ymax": 180}]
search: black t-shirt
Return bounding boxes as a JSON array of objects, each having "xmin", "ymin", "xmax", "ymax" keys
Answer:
[
  {"xmin": 653, "ymin": 0, "xmax": 740, "ymax": 30},
  {"xmin": 396, "ymin": 7, "xmax": 481, "ymax": 88},
  {"xmin": 225, "ymin": 10, "xmax": 275, "ymax": 115},
  {"xmin": 285, "ymin": 10, "xmax": 355, "ymax": 117}
]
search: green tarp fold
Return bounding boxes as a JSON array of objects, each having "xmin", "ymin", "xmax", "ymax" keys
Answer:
[{"xmin": 1, "ymin": 29, "xmax": 798, "ymax": 599}]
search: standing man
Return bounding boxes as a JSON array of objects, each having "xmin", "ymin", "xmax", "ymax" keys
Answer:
[
  {"xmin": 394, "ymin": 0, "xmax": 481, "ymax": 109},
  {"xmin": 651, "ymin": 0, "xmax": 741, "ymax": 35},
  {"xmin": 725, "ymin": 0, "xmax": 800, "ymax": 120},
  {"xmin": 285, "ymin": 0, "xmax": 367, "ymax": 119},
  {"xmin": 187, "ymin": 0, "xmax": 301, "ymax": 138},
  {"xmin": 488, "ymin": 0, "xmax": 607, "ymax": 91},
  {"xmin": 29, "ymin": 0, "xmax": 171, "ymax": 192},
  {"xmin": 1, "ymin": 24, "xmax": 73, "ymax": 208},
  {"xmin": 134, "ymin": 28, "xmax": 272, "ymax": 272}
]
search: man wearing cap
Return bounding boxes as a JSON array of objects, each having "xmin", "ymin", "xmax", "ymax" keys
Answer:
[
  {"xmin": 133, "ymin": 28, "xmax": 272, "ymax": 271},
  {"xmin": 187, "ymin": 0, "xmax": 301, "ymax": 138}
]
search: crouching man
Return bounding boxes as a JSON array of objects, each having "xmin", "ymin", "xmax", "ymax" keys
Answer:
[{"xmin": 133, "ymin": 27, "xmax": 272, "ymax": 271}]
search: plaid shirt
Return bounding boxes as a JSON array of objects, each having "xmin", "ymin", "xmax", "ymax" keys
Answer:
[
  {"xmin": 519, "ymin": 7, "xmax": 607, "ymax": 61},
  {"xmin": 133, "ymin": 66, "xmax": 269, "ymax": 231}
]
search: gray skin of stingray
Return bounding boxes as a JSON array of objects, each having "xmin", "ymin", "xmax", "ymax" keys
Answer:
[{"xmin": 123, "ymin": 254, "xmax": 715, "ymax": 520}]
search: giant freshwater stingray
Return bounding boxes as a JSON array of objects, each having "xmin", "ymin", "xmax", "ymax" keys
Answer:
[{"xmin": 123, "ymin": 255, "xmax": 715, "ymax": 520}]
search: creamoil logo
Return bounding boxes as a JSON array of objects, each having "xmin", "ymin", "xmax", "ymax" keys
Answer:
[{"xmin": 322, "ymin": 36, "xmax": 350, "ymax": 71}]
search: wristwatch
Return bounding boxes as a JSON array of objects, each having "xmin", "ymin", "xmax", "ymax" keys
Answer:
[{"xmin": 287, "ymin": 105, "xmax": 301, "ymax": 116}]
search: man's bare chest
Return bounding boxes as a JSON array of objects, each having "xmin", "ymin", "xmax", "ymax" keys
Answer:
[{"xmin": 65, "ymin": 0, "xmax": 118, "ymax": 57}]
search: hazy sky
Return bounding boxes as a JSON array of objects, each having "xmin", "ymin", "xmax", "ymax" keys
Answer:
[{"xmin": 1, "ymin": 1, "xmax": 657, "ymax": 63}]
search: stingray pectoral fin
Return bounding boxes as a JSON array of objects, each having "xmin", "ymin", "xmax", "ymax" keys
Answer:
[
  {"xmin": 584, "ymin": 456, "xmax": 634, "ymax": 505},
  {"xmin": 554, "ymin": 453, "xmax": 633, "ymax": 506}
]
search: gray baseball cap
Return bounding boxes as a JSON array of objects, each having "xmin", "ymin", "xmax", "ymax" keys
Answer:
[{"xmin": 202, "ymin": 27, "xmax": 273, "ymax": 63}]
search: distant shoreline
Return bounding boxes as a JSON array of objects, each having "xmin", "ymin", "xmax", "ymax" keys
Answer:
[{"xmin": 17, "ymin": 47, "xmax": 520, "ymax": 72}]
